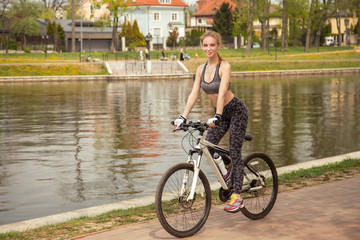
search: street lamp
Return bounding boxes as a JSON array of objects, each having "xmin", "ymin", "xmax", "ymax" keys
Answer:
[
  {"xmin": 316, "ymin": 31, "xmax": 320, "ymax": 52},
  {"xmin": 145, "ymin": 33, "xmax": 153, "ymax": 50},
  {"xmin": 78, "ymin": 38, "xmax": 81, "ymax": 62},
  {"xmin": 42, "ymin": 35, "xmax": 48, "ymax": 60},
  {"xmin": 273, "ymin": 34, "xmax": 277, "ymax": 61},
  {"xmin": 267, "ymin": 33, "xmax": 271, "ymax": 56}
]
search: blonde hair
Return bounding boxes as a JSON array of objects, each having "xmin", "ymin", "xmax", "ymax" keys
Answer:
[{"xmin": 200, "ymin": 31, "xmax": 223, "ymax": 62}]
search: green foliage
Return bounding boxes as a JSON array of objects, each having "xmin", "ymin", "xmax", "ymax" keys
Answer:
[
  {"xmin": 7, "ymin": 38, "xmax": 17, "ymax": 50},
  {"xmin": 7, "ymin": 0, "xmax": 41, "ymax": 39},
  {"xmin": 212, "ymin": 3, "xmax": 234, "ymax": 36},
  {"xmin": 185, "ymin": 27, "xmax": 206, "ymax": 46},
  {"xmin": 46, "ymin": 21, "xmax": 64, "ymax": 40},
  {"xmin": 119, "ymin": 20, "xmax": 145, "ymax": 51}
]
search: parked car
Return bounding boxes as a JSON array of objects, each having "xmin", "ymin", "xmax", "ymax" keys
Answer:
[{"xmin": 252, "ymin": 42, "xmax": 260, "ymax": 48}]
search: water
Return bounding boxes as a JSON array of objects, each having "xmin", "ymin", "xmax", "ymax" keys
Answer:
[{"xmin": 0, "ymin": 73, "xmax": 359, "ymax": 225}]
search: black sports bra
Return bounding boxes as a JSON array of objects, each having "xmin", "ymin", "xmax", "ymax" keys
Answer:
[{"xmin": 201, "ymin": 62, "xmax": 231, "ymax": 94}]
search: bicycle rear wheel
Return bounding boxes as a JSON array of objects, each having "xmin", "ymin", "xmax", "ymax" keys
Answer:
[
  {"xmin": 240, "ymin": 152, "xmax": 278, "ymax": 220},
  {"xmin": 155, "ymin": 163, "xmax": 211, "ymax": 238}
]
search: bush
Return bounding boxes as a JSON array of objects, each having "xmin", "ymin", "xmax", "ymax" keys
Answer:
[
  {"xmin": 24, "ymin": 47, "xmax": 31, "ymax": 53},
  {"xmin": 8, "ymin": 38, "xmax": 17, "ymax": 50}
]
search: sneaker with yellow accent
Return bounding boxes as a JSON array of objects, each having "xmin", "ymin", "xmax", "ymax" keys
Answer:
[{"xmin": 224, "ymin": 194, "xmax": 244, "ymax": 213}]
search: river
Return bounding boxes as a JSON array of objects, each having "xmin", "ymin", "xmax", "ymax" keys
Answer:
[{"xmin": 0, "ymin": 73, "xmax": 359, "ymax": 225}]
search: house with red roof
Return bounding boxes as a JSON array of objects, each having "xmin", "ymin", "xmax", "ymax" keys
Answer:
[{"xmin": 193, "ymin": 0, "xmax": 237, "ymax": 28}]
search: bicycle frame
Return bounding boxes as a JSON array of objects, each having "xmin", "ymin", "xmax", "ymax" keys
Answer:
[{"xmin": 184, "ymin": 132, "xmax": 229, "ymax": 201}]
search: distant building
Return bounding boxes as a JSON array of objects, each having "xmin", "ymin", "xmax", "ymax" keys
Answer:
[
  {"xmin": 122, "ymin": 0, "xmax": 188, "ymax": 46},
  {"xmin": 37, "ymin": 18, "xmax": 113, "ymax": 52},
  {"xmin": 192, "ymin": 0, "xmax": 237, "ymax": 29},
  {"xmin": 325, "ymin": 10, "xmax": 359, "ymax": 45}
]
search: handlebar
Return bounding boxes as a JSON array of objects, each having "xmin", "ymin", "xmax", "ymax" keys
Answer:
[
  {"xmin": 171, "ymin": 120, "xmax": 209, "ymax": 132},
  {"xmin": 171, "ymin": 120, "xmax": 253, "ymax": 141}
]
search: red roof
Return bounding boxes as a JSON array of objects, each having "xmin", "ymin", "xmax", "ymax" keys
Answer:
[
  {"xmin": 194, "ymin": 0, "xmax": 237, "ymax": 16},
  {"xmin": 125, "ymin": 0, "xmax": 188, "ymax": 7}
]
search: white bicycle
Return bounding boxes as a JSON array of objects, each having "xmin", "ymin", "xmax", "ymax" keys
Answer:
[{"xmin": 155, "ymin": 121, "xmax": 278, "ymax": 238}]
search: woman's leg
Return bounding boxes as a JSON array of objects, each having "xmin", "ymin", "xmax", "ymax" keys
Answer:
[{"xmin": 229, "ymin": 104, "xmax": 248, "ymax": 194}]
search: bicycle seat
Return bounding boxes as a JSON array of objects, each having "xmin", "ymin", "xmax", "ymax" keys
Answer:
[{"xmin": 244, "ymin": 135, "xmax": 252, "ymax": 141}]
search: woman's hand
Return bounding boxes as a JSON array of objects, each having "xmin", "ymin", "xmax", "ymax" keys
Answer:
[
  {"xmin": 207, "ymin": 113, "xmax": 222, "ymax": 127},
  {"xmin": 174, "ymin": 115, "xmax": 187, "ymax": 129}
]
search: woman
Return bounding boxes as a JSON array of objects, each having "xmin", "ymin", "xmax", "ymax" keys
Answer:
[
  {"xmin": 174, "ymin": 31, "xmax": 248, "ymax": 213},
  {"xmin": 180, "ymin": 48, "xmax": 184, "ymax": 61}
]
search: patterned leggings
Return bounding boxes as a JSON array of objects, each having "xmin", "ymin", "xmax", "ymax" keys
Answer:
[{"xmin": 205, "ymin": 97, "xmax": 248, "ymax": 194}]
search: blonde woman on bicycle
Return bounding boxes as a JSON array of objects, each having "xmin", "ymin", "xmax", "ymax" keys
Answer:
[{"xmin": 174, "ymin": 31, "xmax": 248, "ymax": 213}]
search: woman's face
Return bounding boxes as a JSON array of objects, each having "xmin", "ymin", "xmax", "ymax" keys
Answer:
[{"xmin": 202, "ymin": 36, "xmax": 220, "ymax": 59}]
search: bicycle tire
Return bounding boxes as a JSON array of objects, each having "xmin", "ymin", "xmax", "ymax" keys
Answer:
[
  {"xmin": 155, "ymin": 163, "xmax": 212, "ymax": 238},
  {"xmin": 240, "ymin": 152, "xmax": 278, "ymax": 220}
]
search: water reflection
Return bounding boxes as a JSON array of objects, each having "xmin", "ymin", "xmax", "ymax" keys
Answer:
[{"xmin": 0, "ymin": 73, "xmax": 359, "ymax": 225}]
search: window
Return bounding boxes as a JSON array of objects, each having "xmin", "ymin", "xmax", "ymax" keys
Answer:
[
  {"xmin": 154, "ymin": 28, "xmax": 161, "ymax": 37},
  {"xmin": 198, "ymin": 18, "xmax": 206, "ymax": 25},
  {"xmin": 154, "ymin": 12, "xmax": 160, "ymax": 21},
  {"xmin": 171, "ymin": 13, "xmax": 178, "ymax": 21},
  {"xmin": 159, "ymin": 0, "xmax": 171, "ymax": 3}
]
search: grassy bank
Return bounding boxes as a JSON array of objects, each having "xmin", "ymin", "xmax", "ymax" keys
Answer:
[
  {"xmin": 0, "ymin": 63, "xmax": 108, "ymax": 77},
  {"xmin": 0, "ymin": 158, "xmax": 359, "ymax": 240},
  {"xmin": 0, "ymin": 46, "xmax": 359, "ymax": 77}
]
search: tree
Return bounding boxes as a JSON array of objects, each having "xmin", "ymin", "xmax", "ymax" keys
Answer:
[
  {"xmin": 101, "ymin": 0, "xmax": 130, "ymax": 52},
  {"xmin": 0, "ymin": 0, "xmax": 11, "ymax": 53},
  {"xmin": 8, "ymin": 0, "xmax": 41, "ymax": 48},
  {"xmin": 259, "ymin": 0, "xmax": 270, "ymax": 51},
  {"xmin": 71, "ymin": 0, "xmax": 75, "ymax": 52},
  {"xmin": 47, "ymin": 20, "xmax": 64, "ymax": 51},
  {"xmin": 132, "ymin": 20, "xmax": 145, "ymax": 47},
  {"xmin": 119, "ymin": 20, "xmax": 145, "ymax": 50},
  {"xmin": 168, "ymin": 24, "xmax": 179, "ymax": 47},
  {"xmin": 281, "ymin": 0, "xmax": 288, "ymax": 51},
  {"xmin": 245, "ymin": 0, "xmax": 254, "ymax": 54},
  {"xmin": 213, "ymin": 2, "xmax": 234, "ymax": 36},
  {"xmin": 304, "ymin": 0, "xmax": 315, "ymax": 52},
  {"xmin": 287, "ymin": 0, "xmax": 308, "ymax": 46}
]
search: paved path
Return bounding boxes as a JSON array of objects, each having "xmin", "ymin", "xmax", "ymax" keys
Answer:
[{"xmin": 71, "ymin": 176, "xmax": 360, "ymax": 240}]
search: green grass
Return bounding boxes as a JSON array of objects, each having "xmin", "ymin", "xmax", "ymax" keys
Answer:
[
  {"xmin": 0, "ymin": 46, "xmax": 359, "ymax": 76},
  {"xmin": 0, "ymin": 63, "xmax": 108, "ymax": 76},
  {"xmin": 0, "ymin": 158, "xmax": 358, "ymax": 240}
]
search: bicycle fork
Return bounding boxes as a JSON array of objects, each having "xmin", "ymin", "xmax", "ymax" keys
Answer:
[{"xmin": 181, "ymin": 154, "xmax": 202, "ymax": 201}]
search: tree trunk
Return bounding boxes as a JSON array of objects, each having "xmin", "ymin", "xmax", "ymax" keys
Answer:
[
  {"xmin": 245, "ymin": 0, "xmax": 254, "ymax": 54},
  {"xmin": 54, "ymin": 22, "xmax": 60, "ymax": 52},
  {"xmin": 281, "ymin": 0, "xmax": 287, "ymax": 51},
  {"xmin": 111, "ymin": 17, "xmax": 119, "ymax": 52},
  {"xmin": 335, "ymin": 0, "xmax": 342, "ymax": 47},
  {"xmin": 261, "ymin": 0, "xmax": 266, "ymax": 51},
  {"xmin": 71, "ymin": 0, "xmax": 75, "ymax": 52},
  {"xmin": 304, "ymin": 0, "xmax": 315, "ymax": 52},
  {"xmin": 336, "ymin": 10, "xmax": 341, "ymax": 46},
  {"xmin": 314, "ymin": 25, "xmax": 322, "ymax": 48},
  {"xmin": 237, "ymin": 2, "xmax": 242, "ymax": 47}
]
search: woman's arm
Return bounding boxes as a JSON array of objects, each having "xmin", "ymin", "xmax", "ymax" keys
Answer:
[
  {"xmin": 215, "ymin": 61, "xmax": 231, "ymax": 115},
  {"xmin": 181, "ymin": 65, "xmax": 203, "ymax": 118}
]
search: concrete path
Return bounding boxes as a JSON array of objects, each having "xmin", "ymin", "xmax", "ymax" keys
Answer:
[
  {"xmin": 71, "ymin": 176, "xmax": 360, "ymax": 240},
  {"xmin": 1, "ymin": 151, "xmax": 360, "ymax": 234}
]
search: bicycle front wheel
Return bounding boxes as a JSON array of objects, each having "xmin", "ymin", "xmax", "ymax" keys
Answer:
[
  {"xmin": 155, "ymin": 163, "xmax": 212, "ymax": 238},
  {"xmin": 240, "ymin": 152, "xmax": 278, "ymax": 220}
]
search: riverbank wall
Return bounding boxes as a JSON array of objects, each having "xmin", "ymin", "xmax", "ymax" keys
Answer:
[
  {"xmin": 0, "ymin": 68, "xmax": 359, "ymax": 83},
  {"xmin": 0, "ymin": 151, "xmax": 360, "ymax": 233}
]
